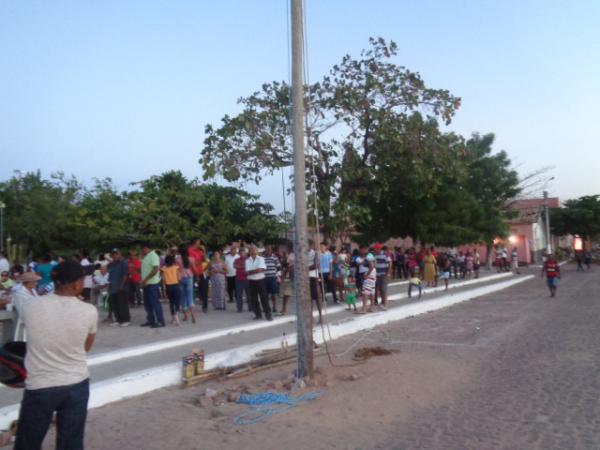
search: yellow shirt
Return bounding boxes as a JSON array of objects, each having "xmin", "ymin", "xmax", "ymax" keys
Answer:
[{"xmin": 162, "ymin": 266, "xmax": 180, "ymax": 285}]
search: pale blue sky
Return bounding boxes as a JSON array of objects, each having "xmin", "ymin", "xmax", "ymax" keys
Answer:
[{"xmin": 1, "ymin": 0, "xmax": 599, "ymax": 210}]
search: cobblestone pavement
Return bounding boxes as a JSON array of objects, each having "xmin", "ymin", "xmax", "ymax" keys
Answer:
[
  {"xmin": 385, "ymin": 264, "xmax": 600, "ymax": 450},
  {"xmin": 46, "ymin": 264, "xmax": 600, "ymax": 450}
]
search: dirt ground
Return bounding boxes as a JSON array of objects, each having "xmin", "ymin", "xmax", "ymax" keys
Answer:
[{"xmin": 35, "ymin": 264, "xmax": 600, "ymax": 450}]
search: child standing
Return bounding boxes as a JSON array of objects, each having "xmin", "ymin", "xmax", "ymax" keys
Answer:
[
  {"xmin": 162, "ymin": 255, "xmax": 181, "ymax": 325},
  {"xmin": 344, "ymin": 274, "xmax": 358, "ymax": 312},
  {"xmin": 408, "ymin": 275, "xmax": 423, "ymax": 299},
  {"xmin": 359, "ymin": 261, "xmax": 376, "ymax": 313}
]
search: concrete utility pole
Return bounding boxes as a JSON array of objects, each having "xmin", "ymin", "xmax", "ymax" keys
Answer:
[
  {"xmin": 544, "ymin": 190, "xmax": 552, "ymax": 254},
  {"xmin": 291, "ymin": 0, "xmax": 313, "ymax": 380}
]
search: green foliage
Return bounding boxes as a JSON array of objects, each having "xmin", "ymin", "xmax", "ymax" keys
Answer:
[
  {"xmin": 201, "ymin": 37, "xmax": 522, "ymax": 246},
  {"xmin": 550, "ymin": 195, "xmax": 600, "ymax": 239},
  {"xmin": 201, "ymin": 37, "xmax": 461, "ymax": 238},
  {"xmin": 0, "ymin": 171, "xmax": 284, "ymax": 257}
]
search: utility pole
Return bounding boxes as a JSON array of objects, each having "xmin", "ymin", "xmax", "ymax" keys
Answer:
[
  {"xmin": 544, "ymin": 190, "xmax": 552, "ymax": 254},
  {"xmin": 291, "ymin": 0, "xmax": 314, "ymax": 379}
]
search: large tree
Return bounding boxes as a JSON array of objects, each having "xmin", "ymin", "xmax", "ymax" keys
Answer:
[
  {"xmin": 0, "ymin": 170, "xmax": 284, "ymax": 257},
  {"xmin": 201, "ymin": 38, "xmax": 461, "ymax": 238},
  {"xmin": 550, "ymin": 195, "xmax": 600, "ymax": 241},
  {"xmin": 0, "ymin": 171, "xmax": 82, "ymax": 255}
]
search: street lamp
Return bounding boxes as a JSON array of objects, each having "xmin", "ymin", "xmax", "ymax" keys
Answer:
[{"xmin": 0, "ymin": 201, "xmax": 5, "ymax": 253}]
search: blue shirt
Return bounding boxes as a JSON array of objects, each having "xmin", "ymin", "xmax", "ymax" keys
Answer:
[
  {"xmin": 319, "ymin": 252, "xmax": 333, "ymax": 274},
  {"xmin": 108, "ymin": 260, "xmax": 129, "ymax": 294},
  {"xmin": 36, "ymin": 263, "xmax": 54, "ymax": 287}
]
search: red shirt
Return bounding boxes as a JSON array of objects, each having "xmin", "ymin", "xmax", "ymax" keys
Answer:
[
  {"xmin": 234, "ymin": 256, "xmax": 248, "ymax": 281},
  {"xmin": 544, "ymin": 261, "xmax": 560, "ymax": 278},
  {"xmin": 188, "ymin": 246, "xmax": 205, "ymax": 275},
  {"xmin": 128, "ymin": 258, "xmax": 141, "ymax": 283}
]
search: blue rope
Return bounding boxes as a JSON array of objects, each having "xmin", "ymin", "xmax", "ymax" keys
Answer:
[{"xmin": 233, "ymin": 391, "xmax": 320, "ymax": 425}]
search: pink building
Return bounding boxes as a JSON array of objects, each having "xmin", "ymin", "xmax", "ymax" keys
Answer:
[{"xmin": 500, "ymin": 198, "xmax": 560, "ymax": 264}]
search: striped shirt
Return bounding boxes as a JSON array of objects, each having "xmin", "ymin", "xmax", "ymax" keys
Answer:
[
  {"xmin": 264, "ymin": 255, "xmax": 280, "ymax": 278},
  {"xmin": 375, "ymin": 253, "xmax": 391, "ymax": 276}
]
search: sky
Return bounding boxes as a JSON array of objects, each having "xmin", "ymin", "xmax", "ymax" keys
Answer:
[{"xmin": 1, "ymin": 0, "xmax": 599, "ymax": 211}]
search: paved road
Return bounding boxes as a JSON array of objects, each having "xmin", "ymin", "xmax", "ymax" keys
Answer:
[
  {"xmin": 385, "ymin": 263, "xmax": 600, "ymax": 449},
  {"xmin": 31, "ymin": 264, "xmax": 595, "ymax": 450}
]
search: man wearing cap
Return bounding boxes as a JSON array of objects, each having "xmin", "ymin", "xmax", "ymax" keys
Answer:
[
  {"xmin": 108, "ymin": 249, "xmax": 130, "ymax": 327},
  {"xmin": 140, "ymin": 242, "xmax": 166, "ymax": 328},
  {"xmin": 15, "ymin": 260, "xmax": 97, "ymax": 450}
]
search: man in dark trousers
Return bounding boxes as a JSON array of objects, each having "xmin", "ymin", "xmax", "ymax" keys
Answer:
[
  {"xmin": 245, "ymin": 244, "xmax": 272, "ymax": 321},
  {"xmin": 108, "ymin": 248, "xmax": 130, "ymax": 327},
  {"xmin": 15, "ymin": 260, "xmax": 97, "ymax": 450}
]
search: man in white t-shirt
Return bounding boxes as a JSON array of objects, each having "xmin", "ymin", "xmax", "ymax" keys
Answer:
[
  {"xmin": 224, "ymin": 244, "xmax": 240, "ymax": 305},
  {"xmin": 245, "ymin": 245, "xmax": 272, "ymax": 321},
  {"xmin": 15, "ymin": 260, "xmax": 97, "ymax": 450}
]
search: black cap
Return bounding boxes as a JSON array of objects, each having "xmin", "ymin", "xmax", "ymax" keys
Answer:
[{"xmin": 51, "ymin": 261, "xmax": 87, "ymax": 285}]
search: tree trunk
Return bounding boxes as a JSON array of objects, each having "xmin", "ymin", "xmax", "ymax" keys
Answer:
[{"xmin": 486, "ymin": 242, "xmax": 493, "ymax": 270}]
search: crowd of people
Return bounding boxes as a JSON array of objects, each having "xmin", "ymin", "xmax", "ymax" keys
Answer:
[{"xmin": 0, "ymin": 242, "xmax": 514, "ymax": 332}]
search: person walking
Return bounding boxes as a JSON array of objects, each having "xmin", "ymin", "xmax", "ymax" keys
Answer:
[
  {"xmin": 245, "ymin": 245, "xmax": 272, "ymax": 321},
  {"xmin": 177, "ymin": 245, "xmax": 196, "ymax": 323},
  {"xmin": 210, "ymin": 251, "xmax": 227, "ymax": 310},
  {"xmin": 140, "ymin": 242, "xmax": 165, "ymax": 328},
  {"xmin": 107, "ymin": 249, "xmax": 130, "ymax": 327},
  {"xmin": 542, "ymin": 254, "xmax": 561, "ymax": 297},
  {"xmin": 14, "ymin": 261, "xmax": 97, "ymax": 450},
  {"xmin": 225, "ymin": 244, "xmax": 239, "ymax": 304}
]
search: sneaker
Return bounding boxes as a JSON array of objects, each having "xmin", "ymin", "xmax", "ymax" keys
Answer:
[
  {"xmin": 150, "ymin": 323, "xmax": 163, "ymax": 329},
  {"xmin": 140, "ymin": 322, "xmax": 152, "ymax": 327},
  {"xmin": 110, "ymin": 322, "xmax": 120, "ymax": 327},
  {"xmin": 120, "ymin": 322, "xmax": 131, "ymax": 327}
]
